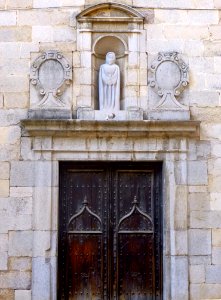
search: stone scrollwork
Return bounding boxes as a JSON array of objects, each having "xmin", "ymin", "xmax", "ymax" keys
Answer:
[
  {"xmin": 30, "ymin": 50, "xmax": 72, "ymax": 108},
  {"xmin": 149, "ymin": 52, "xmax": 189, "ymax": 110}
]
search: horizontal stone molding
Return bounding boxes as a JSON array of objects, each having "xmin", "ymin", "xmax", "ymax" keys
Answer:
[{"xmin": 21, "ymin": 119, "xmax": 200, "ymax": 138}]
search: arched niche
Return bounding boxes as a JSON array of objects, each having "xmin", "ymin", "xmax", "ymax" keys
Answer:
[
  {"xmin": 74, "ymin": 2, "xmax": 144, "ymax": 112},
  {"xmin": 92, "ymin": 35, "xmax": 127, "ymax": 109}
]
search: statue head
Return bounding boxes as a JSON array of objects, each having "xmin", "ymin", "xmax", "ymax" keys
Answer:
[{"xmin": 105, "ymin": 52, "xmax": 116, "ymax": 65}]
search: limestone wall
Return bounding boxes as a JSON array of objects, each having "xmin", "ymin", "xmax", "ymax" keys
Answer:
[{"xmin": 0, "ymin": 0, "xmax": 221, "ymax": 300}]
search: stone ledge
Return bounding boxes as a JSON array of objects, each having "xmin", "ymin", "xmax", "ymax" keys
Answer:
[{"xmin": 21, "ymin": 119, "xmax": 200, "ymax": 138}]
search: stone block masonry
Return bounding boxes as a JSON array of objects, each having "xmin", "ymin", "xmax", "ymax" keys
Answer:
[{"xmin": 0, "ymin": 0, "xmax": 220, "ymax": 299}]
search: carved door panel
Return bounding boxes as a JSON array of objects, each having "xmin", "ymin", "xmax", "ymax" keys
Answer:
[{"xmin": 58, "ymin": 162, "xmax": 162, "ymax": 300}]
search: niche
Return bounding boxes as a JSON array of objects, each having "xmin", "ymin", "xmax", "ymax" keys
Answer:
[
  {"xmin": 74, "ymin": 2, "xmax": 145, "ymax": 112},
  {"xmin": 92, "ymin": 35, "xmax": 127, "ymax": 109}
]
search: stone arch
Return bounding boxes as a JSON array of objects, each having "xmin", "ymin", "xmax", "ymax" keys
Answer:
[
  {"xmin": 76, "ymin": 2, "xmax": 144, "ymax": 21},
  {"xmin": 92, "ymin": 35, "xmax": 128, "ymax": 59}
]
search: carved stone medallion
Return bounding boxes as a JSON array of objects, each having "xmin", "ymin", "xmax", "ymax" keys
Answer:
[
  {"xmin": 30, "ymin": 50, "xmax": 72, "ymax": 108},
  {"xmin": 149, "ymin": 52, "xmax": 189, "ymax": 110}
]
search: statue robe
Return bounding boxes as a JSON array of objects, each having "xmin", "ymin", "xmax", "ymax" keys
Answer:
[{"xmin": 99, "ymin": 63, "xmax": 120, "ymax": 111}]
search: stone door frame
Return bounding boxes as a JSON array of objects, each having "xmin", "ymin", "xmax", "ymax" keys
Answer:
[{"xmin": 21, "ymin": 119, "xmax": 200, "ymax": 300}]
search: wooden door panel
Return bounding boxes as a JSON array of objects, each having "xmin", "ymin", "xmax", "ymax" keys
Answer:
[
  {"xmin": 58, "ymin": 162, "xmax": 162, "ymax": 300},
  {"xmin": 112, "ymin": 169, "xmax": 155, "ymax": 299},
  {"xmin": 118, "ymin": 235, "xmax": 154, "ymax": 300},
  {"xmin": 59, "ymin": 167, "xmax": 109, "ymax": 299},
  {"xmin": 68, "ymin": 235, "xmax": 103, "ymax": 299}
]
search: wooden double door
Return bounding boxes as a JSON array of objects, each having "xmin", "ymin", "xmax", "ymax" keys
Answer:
[{"xmin": 58, "ymin": 162, "xmax": 162, "ymax": 300}]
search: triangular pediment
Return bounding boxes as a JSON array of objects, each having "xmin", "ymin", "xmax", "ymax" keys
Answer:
[{"xmin": 76, "ymin": 2, "xmax": 144, "ymax": 22}]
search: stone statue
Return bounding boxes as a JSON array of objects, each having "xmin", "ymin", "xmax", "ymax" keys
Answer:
[{"xmin": 99, "ymin": 52, "xmax": 120, "ymax": 111}]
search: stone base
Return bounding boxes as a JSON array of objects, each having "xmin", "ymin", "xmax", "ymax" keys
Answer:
[
  {"xmin": 148, "ymin": 109, "xmax": 190, "ymax": 121},
  {"xmin": 77, "ymin": 107, "xmax": 143, "ymax": 121},
  {"xmin": 28, "ymin": 109, "xmax": 72, "ymax": 119}
]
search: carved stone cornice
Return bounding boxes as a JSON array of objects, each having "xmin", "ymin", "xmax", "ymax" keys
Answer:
[{"xmin": 21, "ymin": 119, "xmax": 200, "ymax": 138}]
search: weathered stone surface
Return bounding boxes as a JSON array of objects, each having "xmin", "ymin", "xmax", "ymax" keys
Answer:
[
  {"xmin": 164, "ymin": 25, "xmax": 209, "ymax": 40},
  {"xmin": 33, "ymin": 0, "xmax": 61, "ymax": 8},
  {"xmin": 174, "ymin": 185, "xmax": 188, "ymax": 229},
  {"xmin": 32, "ymin": 257, "xmax": 50, "ymax": 300},
  {"xmin": 204, "ymin": 40, "xmax": 221, "ymax": 56},
  {"xmin": 189, "ymin": 186, "xmax": 208, "ymax": 193},
  {"xmin": 0, "ymin": 235, "xmax": 8, "ymax": 252},
  {"xmin": 188, "ymin": 192, "xmax": 210, "ymax": 211},
  {"xmin": 18, "ymin": 9, "xmax": 70, "ymax": 26},
  {"xmin": 8, "ymin": 231, "xmax": 32, "ymax": 257},
  {"xmin": 0, "ymin": 162, "xmax": 10, "ymax": 179},
  {"xmin": 189, "ymin": 91, "xmax": 220, "ymax": 108},
  {"xmin": 8, "ymin": 257, "xmax": 31, "ymax": 271},
  {"xmin": 0, "ymin": 110, "xmax": 27, "ymax": 126},
  {"xmin": 0, "ymin": 289, "xmax": 14, "ymax": 300},
  {"xmin": 189, "ymin": 229, "xmax": 211, "ymax": 255},
  {"xmin": 0, "ymin": 12, "xmax": 16, "ymax": 26},
  {"xmin": 206, "ymin": 266, "xmax": 221, "ymax": 283},
  {"xmin": 32, "ymin": 26, "xmax": 53, "ymax": 42},
  {"xmin": 210, "ymin": 193, "xmax": 221, "ymax": 210},
  {"xmin": 208, "ymin": 175, "xmax": 221, "ymax": 192},
  {"xmin": 10, "ymin": 162, "xmax": 35, "ymax": 187},
  {"xmin": 212, "ymin": 247, "xmax": 221, "ymax": 264},
  {"xmin": 62, "ymin": 0, "xmax": 84, "ymax": 5},
  {"xmin": 28, "ymin": 108, "xmax": 72, "ymax": 119},
  {"xmin": 0, "ymin": 127, "xmax": 20, "ymax": 146},
  {"xmin": 155, "ymin": 8, "xmax": 218, "ymax": 24},
  {"xmin": 0, "ymin": 27, "xmax": 32, "ymax": 42},
  {"xmin": 189, "ymin": 255, "xmax": 211, "ymax": 265},
  {"xmin": 33, "ymin": 231, "xmax": 56, "ymax": 257},
  {"xmin": 190, "ymin": 211, "xmax": 221, "ymax": 228},
  {"xmin": 212, "ymin": 229, "xmax": 221, "ymax": 246},
  {"xmin": 54, "ymin": 26, "xmax": 76, "ymax": 42},
  {"xmin": 4, "ymin": 93, "xmax": 29, "ymax": 109},
  {"xmin": 211, "ymin": 141, "xmax": 221, "ymax": 157},
  {"xmin": 175, "ymin": 161, "xmax": 187, "ymax": 185},
  {"xmin": 196, "ymin": 141, "xmax": 211, "ymax": 160},
  {"xmin": 190, "ymin": 265, "xmax": 205, "ymax": 284},
  {"xmin": 214, "ymin": 0, "xmax": 221, "ymax": 8},
  {"xmin": 10, "ymin": 187, "xmax": 33, "ymax": 198},
  {"xmin": 0, "ymin": 94, "xmax": 3, "ymax": 108},
  {"xmin": 0, "ymin": 271, "xmax": 31, "ymax": 289},
  {"xmin": 0, "ymin": 180, "xmax": 9, "ymax": 197},
  {"xmin": 33, "ymin": 187, "xmax": 52, "ymax": 230},
  {"xmin": 170, "ymin": 230, "xmax": 188, "ymax": 255},
  {"xmin": 187, "ymin": 161, "xmax": 208, "ymax": 185},
  {"xmin": 15, "ymin": 290, "xmax": 31, "ymax": 300},
  {"xmin": 0, "ymin": 76, "xmax": 28, "ymax": 93},
  {"xmin": 0, "ymin": 252, "xmax": 8, "ymax": 270},
  {"xmin": 1, "ymin": 58, "xmax": 30, "ymax": 76},
  {"xmin": 171, "ymin": 256, "xmax": 188, "ymax": 300},
  {"xmin": 149, "ymin": 110, "xmax": 190, "ymax": 121},
  {"xmin": 6, "ymin": 0, "xmax": 32, "ymax": 8}
]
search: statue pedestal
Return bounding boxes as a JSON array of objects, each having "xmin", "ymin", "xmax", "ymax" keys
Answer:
[{"xmin": 77, "ymin": 107, "xmax": 143, "ymax": 121}]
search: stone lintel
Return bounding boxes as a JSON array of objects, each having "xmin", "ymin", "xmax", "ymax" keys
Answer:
[{"xmin": 21, "ymin": 119, "xmax": 200, "ymax": 138}]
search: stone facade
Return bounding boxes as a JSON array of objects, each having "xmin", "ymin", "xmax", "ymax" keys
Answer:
[{"xmin": 0, "ymin": 1, "xmax": 221, "ymax": 300}]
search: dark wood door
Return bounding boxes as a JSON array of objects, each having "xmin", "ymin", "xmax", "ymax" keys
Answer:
[{"xmin": 58, "ymin": 162, "xmax": 162, "ymax": 300}]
